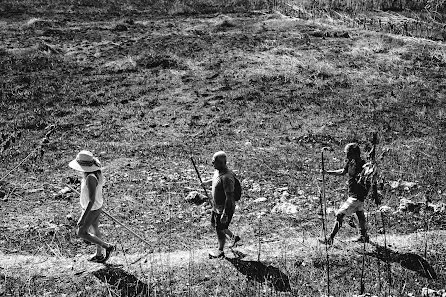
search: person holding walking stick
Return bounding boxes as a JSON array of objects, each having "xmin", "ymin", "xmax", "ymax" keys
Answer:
[
  {"xmin": 69, "ymin": 150, "xmax": 115, "ymax": 263},
  {"xmin": 320, "ymin": 143, "xmax": 370, "ymax": 245},
  {"xmin": 199, "ymin": 151, "xmax": 241, "ymax": 258}
]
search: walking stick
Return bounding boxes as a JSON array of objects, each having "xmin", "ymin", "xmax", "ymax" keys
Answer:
[
  {"xmin": 190, "ymin": 157, "xmax": 211, "ymax": 200},
  {"xmin": 320, "ymin": 147, "xmax": 330, "ymax": 297},
  {"xmin": 66, "ymin": 185, "xmax": 152, "ymax": 248}
]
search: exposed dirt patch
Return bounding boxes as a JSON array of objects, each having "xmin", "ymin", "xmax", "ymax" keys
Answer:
[{"xmin": 1, "ymin": 5, "xmax": 445, "ymax": 296}]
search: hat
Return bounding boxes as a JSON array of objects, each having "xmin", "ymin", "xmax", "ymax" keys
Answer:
[{"xmin": 69, "ymin": 150, "xmax": 102, "ymax": 172}]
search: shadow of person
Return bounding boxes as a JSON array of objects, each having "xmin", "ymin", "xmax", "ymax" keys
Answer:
[
  {"xmin": 366, "ymin": 242, "xmax": 437, "ymax": 279},
  {"xmin": 225, "ymin": 253, "xmax": 291, "ymax": 292},
  {"xmin": 92, "ymin": 265, "xmax": 149, "ymax": 297}
]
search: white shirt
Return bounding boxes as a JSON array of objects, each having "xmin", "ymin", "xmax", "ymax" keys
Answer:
[{"xmin": 80, "ymin": 173, "xmax": 104, "ymax": 210}]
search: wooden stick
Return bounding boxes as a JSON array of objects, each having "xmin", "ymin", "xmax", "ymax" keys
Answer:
[
  {"xmin": 66, "ymin": 184, "xmax": 152, "ymax": 248},
  {"xmin": 190, "ymin": 157, "xmax": 211, "ymax": 200}
]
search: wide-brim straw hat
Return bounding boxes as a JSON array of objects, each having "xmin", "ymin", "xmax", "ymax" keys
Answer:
[{"xmin": 69, "ymin": 150, "xmax": 102, "ymax": 172}]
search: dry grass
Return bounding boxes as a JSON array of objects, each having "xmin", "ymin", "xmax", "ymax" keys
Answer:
[{"xmin": 1, "ymin": 1, "xmax": 445, "ymax": 296}]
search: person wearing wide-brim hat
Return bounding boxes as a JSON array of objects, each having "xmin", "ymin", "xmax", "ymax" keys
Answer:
[{"xmin": 69, "ymin": 150, "xmax": 115, "ymax": 263}]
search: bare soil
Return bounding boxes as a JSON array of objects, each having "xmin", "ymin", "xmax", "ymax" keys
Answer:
[{"xmin": 1, "ymin": 4, "xmax": 445, "ymax": 296}]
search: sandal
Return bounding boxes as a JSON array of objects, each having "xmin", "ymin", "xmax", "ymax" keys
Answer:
[
  {"xmin": 100, "ymin": 245, "xmax": 116, "ymax": 263},
  {"xmin": 88, "ymin": 254, "xmax": 105, "ymax": 263}
]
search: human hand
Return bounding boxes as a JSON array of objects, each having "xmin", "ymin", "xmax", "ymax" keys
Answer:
[{"xmin": 220, "ymin": 213, "xmax": 228, "ymax": 224}]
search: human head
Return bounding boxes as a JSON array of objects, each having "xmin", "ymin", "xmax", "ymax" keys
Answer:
[
  {"xmin": 212, "ymin": 151, "xmax": 227, "ymax": 170},
  {"xmin": 69, "ymin": 150, "xmax": 102, "ymax": 173},
  {"xmin": 344, "ymin": 143, "xmax": 361, "ymax": 160}
]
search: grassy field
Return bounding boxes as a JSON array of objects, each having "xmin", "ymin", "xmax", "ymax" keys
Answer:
[{"xmin": 0, "ymin": 0, "xmax": 445, "ymax": 296}]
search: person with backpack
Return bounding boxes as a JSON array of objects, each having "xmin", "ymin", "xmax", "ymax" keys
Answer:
[
  {"xmin": 201, "ymin": 151, "xmax": 241, "ymax": 258},
  {"xmin": 320, "ymin": 143, "xmax": 370, "ymax": 245},
  {"xmin": 69, "ymin": 150, "xmax": 115, "ymax": 263}
]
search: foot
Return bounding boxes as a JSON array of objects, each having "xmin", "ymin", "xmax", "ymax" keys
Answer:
[
  {"xmin": 208, "ymin": 250, "xmax": 225, "ymax": 259},
  {"xmin": 319, "ymin": 237, "xmax": 333, "ymax": 245},
  {"xmin": 230, "ymin": 235, "xmax": 241, "ymax": 248},
  {"xmin": 100, "ymin": 245, "xmax": 116, "ymax": 263},
  {"xmin": 88, "ymin": 254, "xmax": 105, "ymax": 263},
  {"xmin": 353, "ymin": 235, "xmax": 370, "ymax": 243}
]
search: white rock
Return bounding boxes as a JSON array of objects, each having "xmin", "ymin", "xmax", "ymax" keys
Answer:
[
  {"xmin": 58, "ymin": 186, "xmax": 72, "ymax": 195},
  {"xmin": 379, "ymin": 205, "xmax": 392, "ymax": 213},
  {"xmin": 421, "ymin": 287, "xmax": 444, "ymax": 297},
  {"xmin": 253, "ymin": 197, "xmax": 267, "ymax": 203},
  {"xmin": 271, "ymin": 202, "xmax": 298, "ymax": 215},
  {"xmin": 297, "ymin": 189, "xmax": 305, "ymax": 195}
]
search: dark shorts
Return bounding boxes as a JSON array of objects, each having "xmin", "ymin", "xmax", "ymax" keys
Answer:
[{"xmin": 211, "ymin": 211, "xmax": 234, "ymax": 230}]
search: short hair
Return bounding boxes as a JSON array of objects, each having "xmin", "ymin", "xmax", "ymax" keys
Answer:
[
  {"xmin": 212, "ymin": 151, "xmax": 227, "ymax": 163},
  {"xmin": 344, "ymin": 143, "xmax": 360, "ymax": 157}
]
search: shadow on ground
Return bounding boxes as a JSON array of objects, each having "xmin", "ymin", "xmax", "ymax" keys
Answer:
[
  {"xmin": 92, "ymin": 264, "xmax": 149, "ymax": 297},
  {"xmin": 366, "ymin": 243, "xmax": 437, "ymax": 279},
  {"xmin": 225, "ymin": 250, "xmax": 291, "ymax": 292}
]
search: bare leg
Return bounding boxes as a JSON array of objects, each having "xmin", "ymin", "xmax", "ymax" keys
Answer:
[
  {"xmin": 216, "ymin": 229, "xmax": 226, "ymax": 251},
  {"xmin": 356, "ymin": 211, "xmax": 367, "ymax": 236},
  {"xmin": 77, "ymin": 209, "xmax": 110, "ymax": 249},
  {"xmin": 329, "ymin": 213, "xmax": 344, "ymax": 240},
  {"xmin": 222, "ymin": 229, "xmax": 233, "ymax": 239},
  {"xmin": 91, "ymin": 211, "xmax": 103, "ymax": 256}
]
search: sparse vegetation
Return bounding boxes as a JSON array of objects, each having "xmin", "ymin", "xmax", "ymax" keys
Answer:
[{"xmin": 0, "ymin": 0, "xmax": 445, "ymax": 296}]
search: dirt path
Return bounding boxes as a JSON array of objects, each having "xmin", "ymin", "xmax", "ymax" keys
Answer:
[{"xmin": 1, "ymin": 231, "xmax": 444, "ymax": 279}]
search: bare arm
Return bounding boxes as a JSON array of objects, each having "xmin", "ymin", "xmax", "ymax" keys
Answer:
[
  {"xmin": 223, "ymin": 191, "xmax": 234, "ymax": 215},
  {"xmin": 326, "ymin": 168, "xmax": 346, "ymax": 176}
]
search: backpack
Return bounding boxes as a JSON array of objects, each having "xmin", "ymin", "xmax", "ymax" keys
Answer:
[
  {"xmin": 358, "ymin": 162, "xmax": 381, "ymax": 205},
  {"xmin": 234, "ymin": 176, "xmax": 242, "ymax": 201}
]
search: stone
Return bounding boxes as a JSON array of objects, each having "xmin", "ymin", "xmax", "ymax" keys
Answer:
[
  {"xmin": 379, "ymin": 205, "xmax": 392, "ymax": 213},
  {"xmin": 253, "ymin": 197, "xmax": 267, "ymax": 203},
  {"xmin": 398, "ymin": 198, "xmax": 423, "ymax": 213},
  {"xmin": 271, "ymin": 202, "xmax": 298, "ymax": 215},
  {"xmin": 185, "ymin": 191, "xmax": 208, "ymax": 205}
]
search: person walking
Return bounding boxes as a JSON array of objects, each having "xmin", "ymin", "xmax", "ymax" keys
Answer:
[
  {"xmin": 69, "ymin": 150, "xmax": 115, "ymax": 263},
  {"xmin": 320, "ymin": 143, "xmax": 370, "ymax": 245},
  {"xmin": 201, "ymin": 151, "xmax": 241, "ymax": 258}
]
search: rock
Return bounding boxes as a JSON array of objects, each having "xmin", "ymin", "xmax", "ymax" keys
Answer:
[
  {"xmin": 58, "ymin": 186, "xmax": 72, "ymax": 195},
  {"xmin": 426, "ymin": 202, "xmax": 445, "ymax": 213},
  {"xmin": 271, "ymin": 202, "xmax": 298, "ymax": 215},
  {"xmin": 421, "ymin": 287, "xmax": 445, "ymax": 297},
  {"xmin": 389, "ymin": 180, "xmax": 417, "ymax": 190},
  {"xmin": 185, "ymin": 191, "xmax": 208, "ymax": 205},
  {"xmin": 27, "ymin": 188, "xmax": 44, "ymax": 193},
  {"xmin": 252, "ymin": 197, "xmax": 267, "ymax": 203},
  {"xmin": 398, "ymin": 198, "xmax": 423, "ymax": 213},
  {"xmin": 54, "ymin": 186, "xmax": 72, "ymax": 200},
  {"xmin": 297, "ymin": 189, "xmax": 305, "ymax": 196},
  {"xmin": 379, "ymin": 205, "xmax": 392, "ymax": 213}
]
